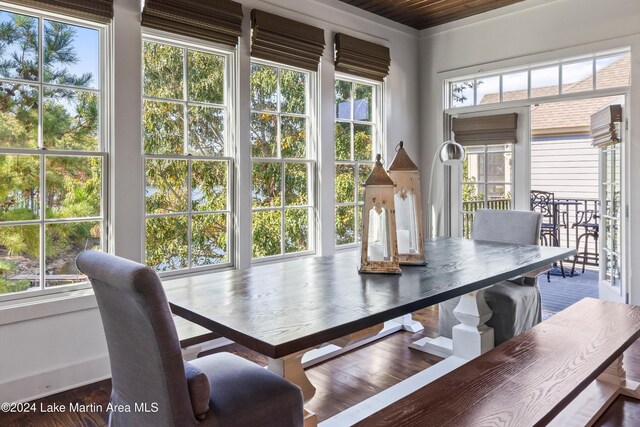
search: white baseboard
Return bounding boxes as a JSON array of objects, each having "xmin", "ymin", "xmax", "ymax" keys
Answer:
[{"xmin": 0, "ymin": 356, "xmax": 111, "ymax": 403}]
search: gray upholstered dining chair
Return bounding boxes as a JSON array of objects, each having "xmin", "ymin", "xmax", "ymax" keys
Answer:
[
  {"xmin": 439, "ymin": 209, "xmax": 545, "ymax": 346},
  {"xmin": 76, "ymin": 250, "xmax": 304, "ymax": 427}
]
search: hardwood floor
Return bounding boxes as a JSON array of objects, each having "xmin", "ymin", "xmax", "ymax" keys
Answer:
[{"xmin": 2, "ymin": 305, "xmax": 640, "ymax": 426}]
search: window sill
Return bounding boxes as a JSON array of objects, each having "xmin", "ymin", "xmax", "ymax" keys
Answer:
[{"xmin": 0, "ymin": 288, "xmax": 98, "ymax": 326}]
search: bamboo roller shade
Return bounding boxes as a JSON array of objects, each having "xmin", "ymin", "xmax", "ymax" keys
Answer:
[
  {"xmin": 142, "ymin": 0, "xmax": 243, "ymax": 47},
  {"xmin": 4, "ymin": 0, "xmax": 113, "ymax": 22},
  {"xmin": 591, "ymin": 105, "xmax": 622, "ymax": 148},
  {"xmin": 250, "ymin": 9, "xmax": 325, "ymax": 71},
  {"xmin": 452, "ymin": 113, "xmax": 518, "ymax": 146},
  {"xmin": 334, "ymin": 33, "xmax": 390, "ymax": 81}
]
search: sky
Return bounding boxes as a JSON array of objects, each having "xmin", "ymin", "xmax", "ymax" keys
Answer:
[{"xmin": 0, "ymin": 10, "xmax": 99, "ymax": 88}]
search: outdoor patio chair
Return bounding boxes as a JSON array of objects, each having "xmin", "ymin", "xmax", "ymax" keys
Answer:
[
  {"xmin": 531, "ymin": 190, "xmax": 565, "ymax": 280},
  {"xmin": 76, "ymin": 250, "xmax": 304, "ymax": 427},
  {"xmin": 439, "ymin": 209, "xmax": 544, "ymax": 346},
  {"xmin": 571, "ymin": 204, "xmax": 600, "ymax": 275}
]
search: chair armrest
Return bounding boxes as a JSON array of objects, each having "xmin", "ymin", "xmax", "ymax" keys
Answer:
[{"xmin": 184, "ymin": 361, "xmax": 211, "ymax": 420}]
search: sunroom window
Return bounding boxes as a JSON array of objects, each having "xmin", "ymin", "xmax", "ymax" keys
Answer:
[
  {"xmin": 250, "ymin": 61, "xmax": 315, "ymax": 260},
  {"xmin": 0, "ymin": 8, "xmax": 106, "ymax": 297},
  {"xmin": 334, "ymin": 77, "xmax": 381, "ymax": 246},
  {"xmin": 142, "ymin": 38, "xmax": 233, "ymax": 273}
]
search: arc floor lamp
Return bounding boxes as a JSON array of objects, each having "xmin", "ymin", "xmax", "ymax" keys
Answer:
[{"xmin": 426, "ymin": 140, "xmax": 466, "ymax": 238}]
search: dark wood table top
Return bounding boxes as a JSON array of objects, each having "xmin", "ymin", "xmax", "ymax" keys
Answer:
[
  {"xmin": 357, "ymin": 297, "xmax": 640, "ymax": 427},
  {"xmin": 165, "ymin": 237, "xmax": 574, "ymax": 359}
]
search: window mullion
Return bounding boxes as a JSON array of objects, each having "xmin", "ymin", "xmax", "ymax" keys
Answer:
[
  {"xmin": 182, "ymin": 47, "xmax": 191, "ymax": 268},
  {"xmin": 39, "ymin": 154, "xmax": 46, "ymax": 290},
  {"xmin": 483, "ymin": 148, "xmax": 488, "ymax": 209},
  {"xmin": 354, "ymin": 161, "xmax": 360, "ymax": 244},
  {"xmin": 187, "ymin": 159, "xmax": 192, "ymax": 268},
  {"xmin": 38, "ymin": 17, "xmax": 43, "ymax": 150},
  {"xmin": 183, "ymin": 47, "xmax": 189, "ymax": 155},
  {"xmin": 38, "ymin": 17, "xmax": 45, "ymax": 290},
  {"xmin": 281, "ymin": 161, "xmax": 286, "ymax": 255}
]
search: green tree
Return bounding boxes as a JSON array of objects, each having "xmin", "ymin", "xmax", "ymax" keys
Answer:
[{"xmin": 462, "ymin": 159, "xmax": 482, "ymax": 204}]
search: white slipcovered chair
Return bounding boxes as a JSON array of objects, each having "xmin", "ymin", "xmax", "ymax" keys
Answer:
[{"xmin": 439, "ymin": 209, "xmax": 544, "ymax": 345}]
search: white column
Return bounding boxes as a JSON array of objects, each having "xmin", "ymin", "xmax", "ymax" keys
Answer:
[
  {"xmin": 111, "ymin": 0, "xmax": 143, "ymax": 262},
  {"xmin": 235, "ymin": 7, "xmax": 253, "ymax": 270},
  {"xmin": 317, "ymin": 34, "xmax": 336, "ymax": 256}
]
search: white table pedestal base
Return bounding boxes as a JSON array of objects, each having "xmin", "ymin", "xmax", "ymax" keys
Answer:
[
  {"xmin": 548, "ymin": 354, "xmax": 640, "ymax": 426},
  {"xmin": 409, "ymin": 335, "xmax": 453, "ymax": 358},
  {"xmin": 324, "ymin": 289, "xmax": 495, "ymax": 426},
  {"xmin": 411, "ymin": 289, "xmax": 494, "ymax": 360},
  {"xmin": 396, "ymin": 313, "xmax": 424, "ymax": 333},
  {"xmin": 268, "ymin": 314, "xmax": 423, "ymax": 427}
]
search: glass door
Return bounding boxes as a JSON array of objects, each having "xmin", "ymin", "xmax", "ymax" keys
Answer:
[
  {"xmin": 600, "ymin": 141, "xmax": 624, "ymax": 301},
  {"xmin": 449, "ymin": 107, "xmax": 530, "ymax": 238}
]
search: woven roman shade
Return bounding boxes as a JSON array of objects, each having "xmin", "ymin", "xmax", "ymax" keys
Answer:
[
  {"xmin": 250, "ymin": 9, "xmax": 325, "ymax": 71},
  {"xmin": 452, "ymin": 113, "xmax": 518, "ymax": 146},
  {"xmin": 142, "ymin": 0, "xmax": 243, "ymax": 47},
  {"xmin": 591, "ymin": 105, "xmax": 622, "ymax": 147},
  {"xmin": 4, "ymin": 0, "xmax": 113, "ymax": 22},
  {"xmin": 334, "ymin": 33, "xmax": 390, "ymax": 81}
]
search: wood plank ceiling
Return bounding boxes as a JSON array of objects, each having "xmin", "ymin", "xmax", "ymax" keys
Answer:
[{"xmin": 339, "ymin": 0, "xmax": 526, "ymax": 29}]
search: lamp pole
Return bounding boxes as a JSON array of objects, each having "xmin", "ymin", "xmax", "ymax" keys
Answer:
[{"xmin": 426, "ymin": 141, "xmax": 466, "ymax": 239}]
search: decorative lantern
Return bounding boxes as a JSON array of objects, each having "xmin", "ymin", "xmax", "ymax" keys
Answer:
[
  {"xmin": 359, "ymin": 154, "xmax": 401, "ymax": 274},
  {"xmin": 387, "ymin": 141, "xmax": 426, "ymax": 265}
]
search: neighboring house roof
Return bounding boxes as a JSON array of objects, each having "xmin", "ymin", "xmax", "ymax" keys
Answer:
[
  {"xmin": 531, "ymin": 95, "xmax": 623, "ymax": 136},
  {"xmin": 477, "ymin": 55, "xmax": 629, "ymax": 137}
]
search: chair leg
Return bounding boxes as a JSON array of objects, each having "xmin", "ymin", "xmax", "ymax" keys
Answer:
[
  {"xmin": 572, "ymin": 232, "xmax": 586, "ymax": 277},
  {"xmin": 582, "ymin": 232, "xmax": 594, "ymax": 274},
  {"xmin": 540, "ymin": 233, "xmax": 548, "ymax": 246},
  {"xmin": 551, "ymin": 234, "xmax": 565, "ymax": 278},
  {"xmin": 540, "ymin": 232, "xmax": 552, "ymax": 282}
]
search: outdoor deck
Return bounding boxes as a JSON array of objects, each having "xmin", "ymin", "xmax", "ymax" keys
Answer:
[{"xmin": 539, "ymin": 268, "xmax": 599, "ymax": 316}]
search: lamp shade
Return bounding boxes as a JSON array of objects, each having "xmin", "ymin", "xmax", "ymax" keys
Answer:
[{"xmin": 439, "ymin": 141, "xmax": 466, "ymax": 165}]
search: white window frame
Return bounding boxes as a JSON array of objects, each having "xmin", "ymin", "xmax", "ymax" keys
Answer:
[
  {"xmin": 0, "ymin": 4, "xmax": 109, "ymax": 302},
  {"xmin": 249, "ymin": 59, "xmax": 318, "ymax": 263},
  {"xmin": 141, "ymin": 33, "xmax": 236, "ymax": 277},
  {"xmin": 334, "ymin": 73, "xmax": 383, "ymax": 249},
  {"xmin": 459, "ymin": 144, "xmax": 514, "ymax": 238},
  {"xmin": 447, "ymin": 48, "xmax": 631, "ymax": 111}
]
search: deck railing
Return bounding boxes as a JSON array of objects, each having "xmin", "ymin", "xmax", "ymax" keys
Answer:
[
  {"xmin": 462, "ymin": 197, "xmax": 599, "ymax": 267},
  {"xmin": 462, "ymin": 198, "xmax": 512, "ymax": 238}
]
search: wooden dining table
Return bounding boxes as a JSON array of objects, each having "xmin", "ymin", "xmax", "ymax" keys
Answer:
[{"xmin": 164, "ymin": 237, "xmax": 574, "ymax": 425}]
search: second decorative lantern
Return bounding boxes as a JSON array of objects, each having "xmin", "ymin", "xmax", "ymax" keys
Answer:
[
  {"xmin": 387, "ymin": 141, "xmax": 426, "ymax": 265},
  {"xmin": 359, "ymin": 154, "xmax": 401, "ymax": 274}
]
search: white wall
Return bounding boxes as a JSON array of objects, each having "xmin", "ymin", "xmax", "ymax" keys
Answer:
[
  {"xmin": 0, "ymin": 0, "xmax": 420, "ymax": 403},
  {"xmin": 419, "ymin": 0, "xmax": 640, "ymax": 302},
  {"xmin": 531, "ymin": 138, "xmax": 599, "ymax": 200}
]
